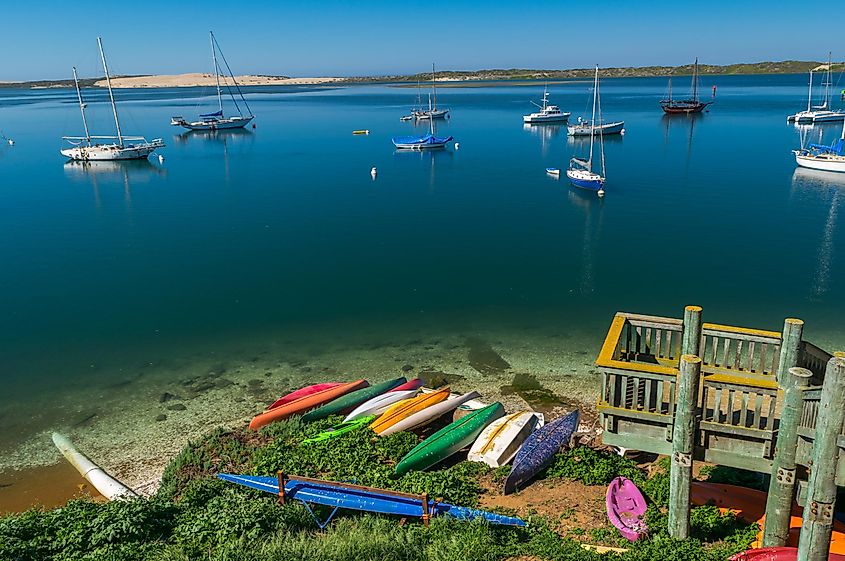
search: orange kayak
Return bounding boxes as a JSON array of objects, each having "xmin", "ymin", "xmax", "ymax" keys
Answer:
[
  {"xmin": 249, "ymin": 380, "xmax": 368, "ymax": 430},
  {"xmin": 370, "ymin": 387, "xmax": 450, "ymax": 435}
]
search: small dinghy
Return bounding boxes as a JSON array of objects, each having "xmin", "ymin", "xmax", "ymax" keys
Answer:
[
  {"xmin": 606, "ymin": 476, "xmax": 648, "ymax": 541},
  {"xmin": 545, "ymin": 167, "xmax": 560, "ymax": 176},
  {"xmin": 468, "ymin": 411, "xmax": 544, "ymax": 468},
  {"xmin": 504, "ymin": 409, "xmax": 579, "ymax": 494}
]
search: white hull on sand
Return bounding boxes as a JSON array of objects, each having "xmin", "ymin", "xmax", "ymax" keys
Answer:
[
  {"xmin": 52, "ymin": 432, "xmax": 137, "ymax": 500},
  {"xmin": 468, "ymin": 411, "xmax": 544, "ymax": 467},
  {"xmin": 794, "ymin": 151, "xmax": 845, "ymax": 172},
  {"xmin": 378, "ymin": 390, "xmax": 481, "ymax": 436},
  {"xmin": 344, "ymin": 389, "xmax": 420, "ymax": 422}
]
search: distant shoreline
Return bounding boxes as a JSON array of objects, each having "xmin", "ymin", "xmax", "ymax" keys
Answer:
[{"xmin": 1, "ymin": 59, "xmax": 837, "ymax": 89}]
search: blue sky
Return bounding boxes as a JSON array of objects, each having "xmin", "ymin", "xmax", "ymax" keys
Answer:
[{"xmin": 1, "ymin": 1, "xmax": 832, "ymax": 80}]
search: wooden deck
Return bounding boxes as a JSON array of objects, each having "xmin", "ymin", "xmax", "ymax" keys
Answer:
[{"xmin": 596, "ymin": 312, "xmax": 837, "ymax": 483}]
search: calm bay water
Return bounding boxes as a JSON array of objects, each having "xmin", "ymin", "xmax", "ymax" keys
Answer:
[{"xmin": 1, "ymin": 74, "xmax": 843, "ymax": 457}]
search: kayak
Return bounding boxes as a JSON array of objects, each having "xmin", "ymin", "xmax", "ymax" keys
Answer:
[
  {"xmin": 468, "ymin": 411, "xmax": 544, "ymax": 467},
  {"xmin": 370, "ymin": 387, "xmax": 451, "ymax": 435},
  {"xmin": 344, "ymin": 389, "xmax": 421, "ymax": 422},
  {"xmin": 249, "ymin": 380, "xmax": 368, "ymax": 430},
  {"xmin": 391, "ymin": 378, "xmax": 424, "ymax": 392},
  {"xmin": 730, "ymin": 548, "xmax": 845, "ymax": 561},
  {"xmin": 218, "ymin": 473, "xmax": 526, "ymax": 527},
  {"xmin": 267, "ymin": 382, "xmax": 343, "ymax": 411},
  {"xmin": 378, "ymin": 391, "xmax": 481, "ymax": 437},
  {"xmin": 504, "ymin": 409, "xmax": 580, "ymax": 494},
  {"xmin": 301, "ymin": 377, "xmax": 406, "ymax": 422},
  {"xmin": 395, "ymin": 402, "xmax": 505, "ymax": 476},
  {"xmin": 52, "ymin": 433, "xmax": 137, "ymax": 500},
  {"xmin": 606, "ymin": 476, "xmax": 648, "ymax": 541},
  {"xmin": 302, "ymin": 416, "xmax": 376, "ymax": 444}
]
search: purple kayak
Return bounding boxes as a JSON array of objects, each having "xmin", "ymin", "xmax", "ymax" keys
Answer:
[
  {"xmin": 503, "ymin": 409, "xmax": 579, "ymax": 495},
  {"xmin": 606, "ymin": 476, "xmax": 648, "ymax": 541}
]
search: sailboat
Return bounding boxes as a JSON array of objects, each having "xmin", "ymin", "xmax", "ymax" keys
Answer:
[
  {"xmin": 787, "ymin": 54, "xmax": 845, "ymax": 123},
  {"xmin": 412, "ymin": 64, "xmax": 449, "ymax": 120},
  {"xmin": 392, "ymin": 115, "xmax": 453, "ymax": 150},
  {"xmin": 171, "ymin": 32, "xmax": 254, "ymax": 131},
  {"xmin": 660, "ymin": 58, "xmax": 712, "ymax": 114},
  {"xmin": 566, "ymin": 66, "xmax": 606, "ymax": 197},
  {"xmin": 793, "ymin": 118, "xmax": 845, "ymax": 172},
  {"xmin": 568, "ymin": 73, "xmax": 623, "ymax": 136},
  {"xmin": 523, "ymin": 86, "xmax": 570, "ymax": 124},
  {"xmin": 61, "ymin": 38, "xmax": 164, "ymax": 161}
]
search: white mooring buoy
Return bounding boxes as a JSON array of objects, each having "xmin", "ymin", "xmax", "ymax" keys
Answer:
[
  {"xmin": 7, "ymin": 139, "xmax": 14, "ymax": 146},
  {"xmin": 370, "ymin": 166, "xmax": 377, "ymax": 179},
  {"xmin": 158, "ymin": 154, "xmax": 165, "ymax": 164},
  {"xmin": 454, "ymin": 142, "xmax": 460, "ymax": 150}
]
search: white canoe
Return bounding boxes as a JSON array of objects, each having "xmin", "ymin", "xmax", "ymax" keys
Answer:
[
  {"xmin": 52, "ymin": 432, "xmax": 137, "ymax": 500},
  {"xmin": 378, "ymin": 390, "xmax": 481, "ymax": 436},
  {"xmin": 344, "ymin": 389, "xmax": 420, "ymax": 422},
  {"xmin": 468, "ymin": 411, "xmax": 544, "ymax": 467}
]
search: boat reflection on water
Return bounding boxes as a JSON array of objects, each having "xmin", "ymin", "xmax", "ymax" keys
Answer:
[
  {"xmin": 63, "ymin": 159, "xmax": 164, "ymax": 209},
  {"xmin": 566, "ymin": 186, "xmax": 605, "ymax": 295},
  {"xmin": 172, "ymin": 127, "xmax": 255, "ymax": 145},
  {"xmin": 791, "ymin": 167, "xmax": 843, "ymax": 299},
  {"xmin": 662, "ymin": 112, "xmax": 701, "ymax": 165},
  {"xmin": 523, "ymin": 123, "xmax": 564, "ymax": 156},
  {"xmin": 393, "ymin": 147, "xmax": 454, "ymax": 191}
]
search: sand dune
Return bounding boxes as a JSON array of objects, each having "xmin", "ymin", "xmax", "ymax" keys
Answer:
[{"xmin": 94, "ymin": 73, "xmax": 341, "ymax": 88}]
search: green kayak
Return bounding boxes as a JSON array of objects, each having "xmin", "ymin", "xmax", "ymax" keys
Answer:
[
  {"xmin": 301, "ymin": 377, "xmax": 405, "ymax": 422},
  {"xmin": 395, "ymin": 402, "xmax": 505, "ymax": 476},
  {"xmin": 302, "ymin": 415, "xmax": 376, "ymax": 444}
]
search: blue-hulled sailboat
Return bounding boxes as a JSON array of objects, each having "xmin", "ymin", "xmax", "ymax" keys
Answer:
[
  {"xmin": 392, "ymin": 116, "xmax": 453, "ymax": 150},
  {"xmin": 566, "ymin": 66, "xmax": 606, "ymax": 197}
]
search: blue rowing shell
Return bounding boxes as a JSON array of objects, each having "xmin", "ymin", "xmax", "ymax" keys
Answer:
[
  {"xmin": 503, "ymin": 409, "xmax": 580, "ymax": 495},
  {"xmin": 218, "ymin": 473, "xmax": 526, "ymax": 526}
]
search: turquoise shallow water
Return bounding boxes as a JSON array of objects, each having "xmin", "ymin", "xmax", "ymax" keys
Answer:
[{"xmin": 1, "ymin": 75, "xmax": 844, "ymax": 456}]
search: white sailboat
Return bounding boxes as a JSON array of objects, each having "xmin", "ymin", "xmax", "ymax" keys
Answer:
[
  {"xmin": 568, "ymin": 72, "xmax": 623, "ymax": 137},
  {"xmin": 794, "ymin": 117, "xmax": 845, "ymax": 172},
  {"xmin": 565, "ymin": 65, "xmax": 606, "ymax": 196},
  {"xmin": 523, "ymin": 86, "xmax": 570, "ymax": 124},
  {"xmin": 787, "ymin": 54, "xmax": 845, "ymax": 123},
  {"xmin": 171, "ymin": 32, "xmax": 254, "ymax": 131},
  {"xmin": 412, "ymin": 63, "xmax": 449, "ymax": 120},
  {"xmin": 61, "ymin": 38, "xmax": 164, "ymax": 161}
]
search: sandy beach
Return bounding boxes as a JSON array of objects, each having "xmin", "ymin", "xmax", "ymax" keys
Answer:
[{"xmin": 93, "ymin": 73, "xmax": 342, "ymax": 88}]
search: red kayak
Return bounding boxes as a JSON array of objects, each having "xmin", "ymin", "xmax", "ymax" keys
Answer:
[
  {"xmin": 249, "ymin": 380, "xmax": 368, "ymax": 430},
  {"xmin": 391, "ymin": 378, "xmax": 424, "ymax": 392},
  {"xmin": 267, "ymin": 383, "xmax": 343, "ymax": 410},
  {"xmin": 730, "ymin": 547, "xmax": 845, "ymax": 561}
]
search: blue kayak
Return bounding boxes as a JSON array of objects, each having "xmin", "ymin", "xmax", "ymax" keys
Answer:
[
  {"xmin": 218, "ymin": 473, "xmax": 526, "ymax": 527},
  {"xmin": 503, "ymin": 409, "xmax": 580, "ymax": 495}
]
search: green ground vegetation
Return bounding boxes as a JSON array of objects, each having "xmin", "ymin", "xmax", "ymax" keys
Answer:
[{"xmin": 1, "ymin": 418, "xmax": 759, "ymax": 560}]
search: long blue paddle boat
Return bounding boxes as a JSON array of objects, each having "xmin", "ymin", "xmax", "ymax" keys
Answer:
[{"xmin": 219, "ymin": 473, "xmax": 526, "ymax": 528}]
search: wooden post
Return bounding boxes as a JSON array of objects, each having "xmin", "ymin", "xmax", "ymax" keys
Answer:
[
  {"xmin": 796, "ymin": 355, "xmax": 845, "ymax": 561},
  {"xmin": 681, "ymin": 306, "xmax": 702, "ymax": 357},
  {"xmin": 669, "ymin": 354, "xmax": 702, "ymax": 539},
  {"xmin": 762, "ymin": 366, "xmax": 812, "ymax": 547},
  {"xmin": 776, "ymin": 318, "xmax": 804, "ymax": 386}
]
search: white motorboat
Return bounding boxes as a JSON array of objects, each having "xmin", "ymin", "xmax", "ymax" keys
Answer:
[
  {"xmin": 171, "ymin": 32, "xmax": 254, "ymax": 131},
  {"xmin": 567, "ymin": 117, "xmax": 624, "ymax": 136},
  {"xmin": 788, "ymin": 54, "xmax": 845, "ymax": 123},
  {"xmin": 523, "ymin": 87, "xmax": 570, "ymax": 124},
  {"xmin": 61, "ymin": 39, "xmax": 164, "ymax": 161}
]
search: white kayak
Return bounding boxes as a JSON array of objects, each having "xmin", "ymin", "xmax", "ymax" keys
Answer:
[
  {"xmin": 379, "ymin": 390, "xmax": 481, "ymax": 436},
  {"xmin": 468, "ymin": 411, "xmax": 544, "ymax": 467},
  {"xmin": 343, "ymin": 389, "xmax": 421, "ymax": 422},
  {"xmin": 51, "ymin": 432, "xmax": 137, "ymax": 500}
]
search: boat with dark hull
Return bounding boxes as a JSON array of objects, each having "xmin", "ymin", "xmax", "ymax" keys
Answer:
[{"xmin": 660, "ymin": 58, "xmax": 712, "ymax": 115}]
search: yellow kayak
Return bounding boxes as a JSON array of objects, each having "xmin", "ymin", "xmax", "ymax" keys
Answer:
[{"xmin": 370, "ymin": 387, "xmax": 450, "ymax": 435}]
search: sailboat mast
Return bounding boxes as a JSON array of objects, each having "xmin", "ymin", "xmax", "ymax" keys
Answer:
[
  {"xmin": 432, "ymin": 63, "xmax": 437, "ymax": 110},
  {"xmin": 808, "ymin": 70, "xmax": 814, "ymax": 112},
  {"xmin": 588, "ymin": 65, "xmax": 598, "ymax": 170},
  {"xmin": 825, "ymin": 52, "xmax": 832, "ymax": 109},
  {"xmin": 211, "ymin": 31, "xmax": 223, "ymax": 114},
  {"xmin": 71, "ymin": 67, "xmax": 91, "ymax": 143},
  {"xmin": 97, "ymin": 37, "xmax": 123, "ymax": 146},
  {"xmin": 668, "ymin": 77, "xmax": 673, "ymax": 103},
  {"xmin": 692, "ymin": 58, "xmax": 699, "ymax": 102}
]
